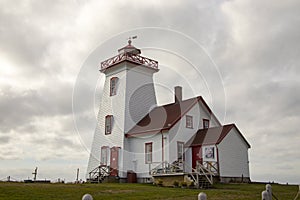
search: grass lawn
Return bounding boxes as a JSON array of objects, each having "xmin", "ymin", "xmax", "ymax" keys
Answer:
[{"xmin": 0, "ymin": 182, "xmax": 298, "ymax": 200}]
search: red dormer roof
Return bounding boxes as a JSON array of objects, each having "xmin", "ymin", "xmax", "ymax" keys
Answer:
[{"xmin": 184, "ymin": 124, "xmax": 251, "ymax": 148}]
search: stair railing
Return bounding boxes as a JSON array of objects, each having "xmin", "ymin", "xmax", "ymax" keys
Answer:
[{"xmin": 88, "ymin": 165, "xmax": 110, "ymax": 183}]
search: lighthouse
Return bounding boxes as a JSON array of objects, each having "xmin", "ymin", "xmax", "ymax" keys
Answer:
[
  {"xmin": 86, "ymin": 38, "xmax": 251, "ymax": 184},
  {"xmin": 87, "ymin": 38, "xmax": 159, "ymax": 180}
]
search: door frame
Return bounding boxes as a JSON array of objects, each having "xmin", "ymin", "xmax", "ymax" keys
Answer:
[
  {"xmin": 110, "ymin": 146, "xmax": 120, "ymax": 176},
  {"xmin": 192, "ymin": 145, "xmax": 202, "ymax": 169}
]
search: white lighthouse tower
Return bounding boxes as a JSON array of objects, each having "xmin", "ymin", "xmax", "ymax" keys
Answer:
[{"xmin": 87, "ymin": 38, "xmax": 159, "ymax": 180}]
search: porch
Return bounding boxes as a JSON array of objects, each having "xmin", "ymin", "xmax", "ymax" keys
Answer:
[{"xmin": 149, "ymin": 161, "xmax": 219, "ymax": 188}]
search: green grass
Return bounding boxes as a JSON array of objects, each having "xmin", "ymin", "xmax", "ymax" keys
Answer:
[{"xmin": 0, "ymin": 182, "xmax": 298, "ymax": 200}]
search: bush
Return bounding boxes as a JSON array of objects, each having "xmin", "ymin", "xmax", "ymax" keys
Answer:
[
  {"xmin": 157, "ymin": 179, "xmax": 163, "ymax": 186},
  {"xmin": 173, "ymin": 181, "xmax": 179, "ymax": 187},
  {"xmin": 181, "ymin": 181, "xmax": 187, "ymax": 188},
  {"xmin": 189, "ymin": 181, "xmax": 195, "ymax": 188}
]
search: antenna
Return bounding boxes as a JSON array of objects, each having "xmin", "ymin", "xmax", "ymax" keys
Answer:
[{"xmin": 127, "ymin": 35, "xmax": 137, "ymax": 45}]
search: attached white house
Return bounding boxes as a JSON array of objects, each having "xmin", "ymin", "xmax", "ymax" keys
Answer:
[{"xmin": 86, "ymin": 40, "xmax": 251, "ymax": 185}]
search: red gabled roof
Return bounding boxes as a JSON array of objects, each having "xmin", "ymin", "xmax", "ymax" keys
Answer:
[
  {"xmin": 125, "ymin": 96, "xmax": 221, "ymax": 137},
  {"xmin": 125, "ymin": 97, "xmax": 199, "ymax": 137},
  {"xmin": 184, "ymin": 124, "xmax": 251, "ymax": 148}
]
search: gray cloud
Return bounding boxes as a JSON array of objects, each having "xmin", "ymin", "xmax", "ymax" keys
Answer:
[
  {"xmin": 0, "ymin": 136, "xmax": 10, "ymax": 144},
  {"xmin": 0, "ymin": 82, "xmax": 73, "ymax": 132}
]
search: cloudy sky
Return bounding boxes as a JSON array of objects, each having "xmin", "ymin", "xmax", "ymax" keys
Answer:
[{"xmin": 0, "ymin": 0, "xmax": 299, "ymax": 184}]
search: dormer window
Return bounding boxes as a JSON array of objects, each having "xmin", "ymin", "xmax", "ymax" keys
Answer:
[
  {"xmin": 105, "ymin": 115, "xmax": 113, "ymax": 135},
  {"xmin": 203, "ymin": 119, "xmax": 210, "ymax": 129},
  {"xmin": 110, "ymin": 77, "xmax": 118, "ymax": 96},
  {"xmin": 186, "ymin": 115, "xmax": 193, "ymax": 129}
]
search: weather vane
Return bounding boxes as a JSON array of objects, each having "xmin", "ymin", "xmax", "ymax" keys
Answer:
[{"xmin": 127, "ymin": 35, "xmax": 137, "ymax": 45}]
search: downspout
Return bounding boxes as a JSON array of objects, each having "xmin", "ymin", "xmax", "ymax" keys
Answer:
[
  {"xmin": 216, "ymin": 145, "xmax": 220, "ymax": 179},
  {"xmin": 161, "ymin": 131, "xmax": 164, "ymax": 163}
]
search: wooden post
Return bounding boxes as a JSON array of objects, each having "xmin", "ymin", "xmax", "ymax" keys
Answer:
[
  {"xmin": 82, "ymin": 194, "xmax": 93, "ymax": 200},
  {"xmin": 198, "ymin": 192, "xmax": 207, "ymax": 200},
  {"xmin": 196, "ymin": 174, "xmax": 199, "ymax": 189},
  {"xmin": 76, "ymin": 168, "xmax": 79, "ymax": 183},
  {"xmin": 266, "ymin": 184, "xmax": 272, "ymax": 200}
]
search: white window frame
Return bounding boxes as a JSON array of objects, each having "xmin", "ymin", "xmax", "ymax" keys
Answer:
[
  {"xmin": 177, "ymin": 141, "xmax": 184, "ymax": 162},
  {"xmin": 186, "ymin": 115, "xmax": 193, "ymax": 129},
  {"xmin": 145, "ymin": 142, "xmax": 153, "ymax": 164}
]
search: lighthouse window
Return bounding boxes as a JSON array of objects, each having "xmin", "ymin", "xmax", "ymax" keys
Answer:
[
  {"xmin": 110, "ymin": 77, "xmax": 118, "ymax": 96},
  {"xmin": 105, "ymin": 115, "xmax": 113, "ymax": 135},
  {"xmin": 145, "ymin": 142, "xmax": 153, "ymax": 164},
  {"xmin": 101, "ymin": 146, "xmax": 109, "ymax": 165}
]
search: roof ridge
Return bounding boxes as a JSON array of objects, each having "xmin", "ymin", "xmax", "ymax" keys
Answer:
[
  {"xmin": 126, "ymin": 96, "xmax": 202, "ymax": 136},
  {"xmin": 156, "ymin": 95, "xmax": 202, "ymax": 108}
]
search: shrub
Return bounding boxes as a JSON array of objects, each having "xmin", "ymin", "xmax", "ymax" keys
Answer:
[
  {"xmin": 189, "ymin": 181, "xmax": 195, "ymax": 188},
  {"xmin": 173, "ymin": 181, "xmax": 179, "ymax": 187},
  {"xmin": 181, "ymin": 181, "xmax": 187, "ymax": 188},
  {"xmin": 157, "ymin": 179, "xmax": 163, "ymax": 186}
]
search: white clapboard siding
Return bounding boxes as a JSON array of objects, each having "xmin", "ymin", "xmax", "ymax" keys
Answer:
[
  {"xmin": 128, "ymin": 133, "xmax": 163, "ymax": 178},
  {"xmin": 123, "ymin": 64, "xmax": 157, "ymax": 133},
  {"xmin": 168, "ymin": 102, "xmax": 201, "ymax": 163},
  {"xmin": 198, "ymin": 101, "xmax": 221, "ymax": 128},
  {"xmin": 217, "ymin": 128, "xmax": 250, "ymax": 178},
  {"xmin": 87, "ymin": 62, "xmax": 157, "ymax": 178}
]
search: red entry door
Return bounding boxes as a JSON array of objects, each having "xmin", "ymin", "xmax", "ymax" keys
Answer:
[
  {"xmin": 110, "ymin": 147, "xmax": 119, "ymax": 176},
  {"xmin": 192, "ymin": 146, "xmax": 202, "ymax": 169}
]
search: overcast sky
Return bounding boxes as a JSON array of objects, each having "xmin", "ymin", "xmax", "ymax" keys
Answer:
[{"xmin": 0, "ymin": 0, "xmax": 299, "ymax": 184}]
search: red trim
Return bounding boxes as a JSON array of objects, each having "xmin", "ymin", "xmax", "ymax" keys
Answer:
[
  {"xmin": 192, "ymin": 145, "xmax": 202, "ymax": 168},
  {"xmin": 110, "ymin": 77, "xmax": 118, "ymax": 96},
  {"xmin": 187, "ymin": 124, "xmax": 251, "ymax": 148},
  {"xmin": 145, "ymin": 142, "xmax": 153, "ymax": 164},
  {"xmin": 105, "ymin": 115, "xmax": 113, "ymax": 135},
  {"xmin": 100, "ymin": 52, "xmax": 158, "ymax": 72},
  {"xmin": 100, "ymin": 146, "xmax": 109, "ymax": 165},
  {"xmin": 177, "ymin": 141, "xmax": 185, "ymax": 162},
  {"xmin": 110, "ymin": 146, "xmax": 120, "ymax": 176}
]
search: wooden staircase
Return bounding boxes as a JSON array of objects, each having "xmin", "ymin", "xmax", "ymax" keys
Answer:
[
  {"xmin": 198, "ymin": 175, "xmax": 213, "ymax": 189},
  {"xmin": 88, "ymin": 165, "xmax": 110, "ymax": 183},
  {"xmin": 185, "ymin": 162, "xmax": 218, "ymax": 189}
]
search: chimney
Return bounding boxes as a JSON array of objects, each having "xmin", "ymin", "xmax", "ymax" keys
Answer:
[{"xmin": 174, "ymin": 86, "xmax": 182, "ymax": 103}]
